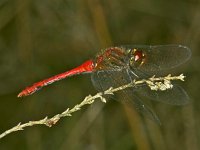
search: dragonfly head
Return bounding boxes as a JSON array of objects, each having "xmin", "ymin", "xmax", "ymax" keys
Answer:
[{"xmin": 129, "ymin": 48, "xmax": 146, "ymax": 68}]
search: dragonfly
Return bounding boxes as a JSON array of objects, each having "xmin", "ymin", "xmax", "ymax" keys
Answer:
[{"xmin": 18, "ymin": 45, "xmax": 191, "ymax": 123}]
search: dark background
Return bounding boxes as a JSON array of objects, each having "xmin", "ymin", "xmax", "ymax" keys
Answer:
[{"xmin": 0, "ymin": 0, "xmax": 199, "ymax": 149}]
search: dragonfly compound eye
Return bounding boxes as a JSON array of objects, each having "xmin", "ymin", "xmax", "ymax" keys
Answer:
[{"xmin": 130, "ymin": 49, "xmax": 145, "ymax": 67}]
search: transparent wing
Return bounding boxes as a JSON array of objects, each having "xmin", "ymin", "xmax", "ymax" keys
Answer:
[
  {"xmin": 91, "ymin": 69, "xmax": 160, "ymax": 124},
  {"xmin": 135, "ymin": 84, "xmax": 190, "ymax": 105},
  {"xmin": 122, "ymin": 45, "xmax": 191, "ymax": 73}
]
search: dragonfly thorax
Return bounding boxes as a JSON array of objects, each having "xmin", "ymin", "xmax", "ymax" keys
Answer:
[{"xmin": 94, "ymin": 47, "xmax": 129, "ymax": 71}]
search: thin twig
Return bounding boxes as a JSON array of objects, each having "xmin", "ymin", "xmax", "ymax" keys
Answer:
[{"xmin": 0, "ymin": 74, "xmax": 185, "ymax": 139}]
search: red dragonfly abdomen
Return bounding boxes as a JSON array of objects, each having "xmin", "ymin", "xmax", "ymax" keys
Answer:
[{"xmin": 18, "ymin": 60, "xmax": 94, "ymax": 97}]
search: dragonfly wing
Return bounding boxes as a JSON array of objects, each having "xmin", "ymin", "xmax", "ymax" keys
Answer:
[
  {"xmin": 135, "ymin": 84, "xmax": 190, "ymax": 105},
  {"xmin": 123, "ymin": 45, "xmax": 191, "ymax": 73},
  {"xmin": 91, "ymin": 70, "xmax": 160, "ymax": 124},
  {"xmin": 91, "ymin": 69, "xmax": 135, "ymax": 92},
  {"xmin": 121, "ymin": 88, "xmax": 160, "ymax": 124}
]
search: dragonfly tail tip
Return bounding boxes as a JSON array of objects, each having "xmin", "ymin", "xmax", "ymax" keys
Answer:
[
  {"xmin": 17, "ymin": 90, "xmax": 27, "ymax": 98},
  {"xmin": 17, "ymin": 92, "xmax": 23, "ymax": 98}
]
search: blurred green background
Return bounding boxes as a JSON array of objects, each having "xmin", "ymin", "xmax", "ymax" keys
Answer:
[{"xmin": 0, "ymin": 0, "xmax": 199, "ymax": 149}]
